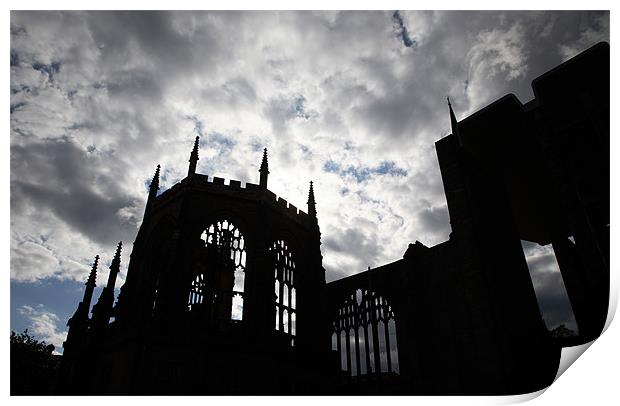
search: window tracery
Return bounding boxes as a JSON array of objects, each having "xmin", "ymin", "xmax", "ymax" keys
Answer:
[
  {"xmin": 188, "ymin": 220, "xmax": 246, "ymax": 321},
  {"xmin": 331, "ymin": 289, "xmax": 398, "ymax": 377},
  {"xmin": 272, "ymin": 240, "xmax": 296, "ymax": 344}
]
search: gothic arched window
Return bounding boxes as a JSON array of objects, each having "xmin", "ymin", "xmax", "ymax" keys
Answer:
[
  {"xmin": 272, "ymin": 240, "xmax": 296, "ymax": 344},
  {"xmin": 331, "ymin": 289, "xmax": 398, "ymax": 377},
  {"xmin": 188, "ymin": 220, "xmax": 246, "ymax": 321}
]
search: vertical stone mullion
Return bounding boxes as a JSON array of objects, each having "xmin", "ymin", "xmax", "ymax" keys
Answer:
[
  {"xmin": 363, "ymin": 322, "xmax": 372, "ymax": 374},
  {"xmin": 288, "ymin": 282, "xmax": 292, "ymax": 334},
  {"xmin": 345, "ymin": 329, "xmax": 352, "ymax": 379},
  {"xmin": 383, "ymin": 304, "xmax": 392, "ymax": 373},
  {"xmin": 353, "ymin": 303, "xmax": 361, "ymax": 376},
  {"xmin": 371, "ymin": 297, "xmax": 381, "ymax": 374},
  {"xmin": 336, "ymin": 322, "xmax": 342, "ymax": 372},
  {"xmin": 278, "ymin": 261, "xmax": 284, "ymax": 332}
]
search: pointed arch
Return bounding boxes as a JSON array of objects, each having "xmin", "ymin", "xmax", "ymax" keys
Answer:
[
  {"xmin": 271, "ymin": 239, "xmax": 297, "ymax": 345},
  {"xmin": 331, "ymin": 289, "xmax": 399, "ymax": 378},
  {"xmin": 187, "ymin": 219, "xmax": 247, "ymax": 321}
]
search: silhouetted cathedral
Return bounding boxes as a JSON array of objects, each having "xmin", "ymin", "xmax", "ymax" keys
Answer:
[{"xmin": 58, "ymin": 42, "xmax": 609, "ymax": 395}]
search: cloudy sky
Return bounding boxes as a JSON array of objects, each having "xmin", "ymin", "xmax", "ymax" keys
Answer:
[{"xmin": 10, "ymin": 10, "xmax": 609, "ymax": 351}]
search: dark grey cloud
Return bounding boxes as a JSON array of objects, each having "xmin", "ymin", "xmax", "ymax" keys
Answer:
[
  {"xmin": 335, "ymin": 11, "xmax": 610, "ymax": 145},
  {"xmin": 416, "ymin": 204, "xmax": 450, "ymax": 238},
  {"xmin": 222, "ymin": 78, "xmax": 258, "ymax": 104},
  {"xmin": 323, "ymin": 226, "xmax": 381, "ymax": 281},
  {"xmin": 521, "ymin": 242, "xmax": 578, "ymax": 331},
  {"xmin": 529, "ymin": 267, "xmax": 577, "ymax": 331},
  {"xmin": 11, "ymin": 137, "xmax": 140, "ymax": 247}
]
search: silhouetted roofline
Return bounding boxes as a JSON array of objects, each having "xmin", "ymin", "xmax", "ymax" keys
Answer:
[
  {"xmin": 531, "ymin": 41, "xmax": 609, "ymax": 100},
  {"xmin": 326, "ymin": 258, "xmax": 406, "ymax": 286},
  {"xmin": 457, "ymin": 93, "xmax": 524, "ymax": 128},
  {"xmin": 150, "ymin": 173, "xmax": 315, "ymax": 229},
  {"xmin": 440, "ymin": 41, "xmax": 609, "ymax": 142}
]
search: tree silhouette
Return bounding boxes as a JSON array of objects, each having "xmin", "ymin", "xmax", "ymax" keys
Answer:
[
  {"xmin": 10, "ymin": 330, "xmax": 61, "ymax": 395},
  {"xmin": 550, "ymin": 324, "xmax": 577, "ymax": 339}
]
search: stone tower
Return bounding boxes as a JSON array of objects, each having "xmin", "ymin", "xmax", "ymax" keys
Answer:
[{"xmin": 61, "ymin": 140, "xmax": 330, "ymax": 394}]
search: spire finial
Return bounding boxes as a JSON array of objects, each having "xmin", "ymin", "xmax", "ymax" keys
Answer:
[
  {"xmin": 447, "ymin": 96, "xmax": 462, "ymax": 146},
  {"xmin": 259, "ymin": 147, "xmax": 269, "ymax": 188},
  {"xmin": 113, "ymin": 241, "xmax": 122, "ymax": 262},
  {"xmin": 188, "ymin": 136, "xmax": 200, "ymax": 176},
  {"xmin": 91, "ymin": 242, "xmax": 123, "ymax": 329},
  {"xmin": 307, "ymin": 180, "xmax": 317, "ymax": 218},
  {"xmin": 66, "ymin": 254, "xmax": 101, "ymax": 334},
  {"xmin": 144, "ymin": 165, "xmax": 161, "ymax": 219},
  {"xmin": 150, "ymin": 164, "xmax": 160, "ymax": 192},
  {"xmin": 80, "ymin": 254, "xmax": 99, "ymax": 308},
  {"xmin": 106, "ymin": 241, "xmax": 122, "ymax": 290},
  {"xmin": 86, "ymin": 255, "xmax": 99, "ymax": 287}
]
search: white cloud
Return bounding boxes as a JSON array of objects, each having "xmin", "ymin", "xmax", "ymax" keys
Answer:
[
  {"xmin": 11, "ymin": 240, "xmax": 60, "ymax": 282},
  {"xmin": 466, "ymin": 22, "xmax": 528, "ymax": 109},
  {"xmin": 17, "ymin": 304, "xmax": 68, "ymax": 354}
]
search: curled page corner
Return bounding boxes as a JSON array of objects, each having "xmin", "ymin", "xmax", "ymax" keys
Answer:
[
  {"xmin": 553, "ymin": 271, "xmax": 618, "ymax": 380},
  {"xmin": 493, "ymin": 388, "xmax": 548, "ymax": 404},
  {"xmin": 554, "ymin": 341, "xmax": 595, "ymax": 382},
  {"xmin": 549, "ymin": 291, "xmax": 617, "ymax": 388},
  {"xmin": 497, "ymin": 340, "xmax": 601, "ymax": 404},
  {"xmin": 502, "ymin": 290, "xmax": 617, "ymax": 404}
]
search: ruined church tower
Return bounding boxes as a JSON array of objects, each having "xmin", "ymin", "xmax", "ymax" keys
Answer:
[{"xmin": 60, "ymin": 139, "xmax": 331, "ymax": 394}]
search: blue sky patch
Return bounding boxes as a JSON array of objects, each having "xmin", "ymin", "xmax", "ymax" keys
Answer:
[
  {"xmin": 289, "ymin": 94, "xmax": 317, "ymax": 120},
  {"xmin": 208, "ymin": 131, "xmax": 236, "ymax": 151},
  {"xmin": 250, "ymin": 139, "xmax": 264, "ymax": 152},
  {"xmin": 185, "ymin": 114, "xmax": 205, "ymax": 137},
  {"xmin": 10, "ymin": 49, "xmax": 19, "ymax": 66},
  {"xmin": 392, "ymin": 11, "xmax": 416, "ymax": 48},
  {"xmin": 10, "ymin": 101, "xmax": 26, "ymax": 114},
  {"xmin": 323, "ymin": 159, "xmax": 341, "ymax": 173},
  {"xmin": 32, "ymin": 61, "xmax": 61, "ymax": 81},
  {"xmin": 323, "ymin": 159, "xmax": 408, "ymax": 183}
]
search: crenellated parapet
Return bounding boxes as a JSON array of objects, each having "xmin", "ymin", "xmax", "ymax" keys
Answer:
[
  {"xmin": 149, "ymin": 173, "xmax": 315, "ymax": 229},
  {"xmin": 141, "ymin": 141, "xmax": 319, "ymax": 232}
]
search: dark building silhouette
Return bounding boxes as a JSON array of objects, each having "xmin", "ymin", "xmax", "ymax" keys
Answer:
[{"xmin": 57, "ymin": 42, "xmax": 609, "ymax": 395}]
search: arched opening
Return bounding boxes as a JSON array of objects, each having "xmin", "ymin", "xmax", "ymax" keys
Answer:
[
  {"xmin": 187, "ymin": 220, "xmax": 246, "ymax": 321},
  {"xmin": 331, "ymin": 289, "xmax": 398, "ymax": 378},
  {"xmin": 272, "ymin": 239, "xmax": 296, "ymax": 345}
]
